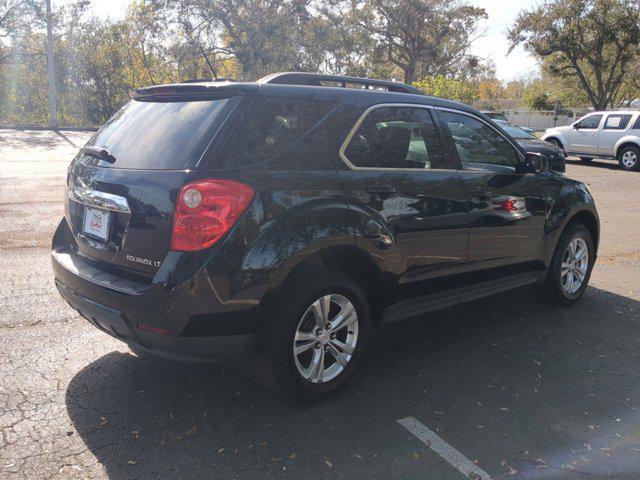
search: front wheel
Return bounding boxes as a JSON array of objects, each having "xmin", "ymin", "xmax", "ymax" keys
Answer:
[
  {"xmin": 544, "ymin": 223, "xmax": 595, "ymax": 305},
  {"xmin": 618, "ymin": 145, "xmax": 640, "ymax": 171},
  {"xmin": 260, "ymin": 272, "xmax": 370, "ymax": 401},
  {"xmin": 547, "ymin": 138, "xmax": 564, "ymax": 153}
]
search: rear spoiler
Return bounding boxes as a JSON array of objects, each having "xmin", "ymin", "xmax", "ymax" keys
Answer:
[{"xmin": 132, "ymin": 82, "xmax": 257, "ymax": 101}]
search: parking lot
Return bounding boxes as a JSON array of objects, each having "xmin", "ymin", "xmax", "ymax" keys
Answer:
[{"xmin": 1, "ymin": 128, "xmax": 639, "ymax": 479}]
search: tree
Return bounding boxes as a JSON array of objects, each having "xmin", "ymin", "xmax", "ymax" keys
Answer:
[
  {"xmin": 413, "ymin": 75, "xmax": 479, "ymax": 104},
  {"xmin": 509, "ymin": 0, "xmax": 640, "ymax": 110},
  {"xmin": 156, "ymin": 0, "xmax": 341, "ymax": 80},
  {"xmin": 347, "ymin": 0, "xmax": 486, "ymax": 84}
]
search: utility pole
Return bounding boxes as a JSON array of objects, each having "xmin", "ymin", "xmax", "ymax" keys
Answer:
[{"xmin": 45, "ymin": 0, "xmax": 58, "ymax": 129}]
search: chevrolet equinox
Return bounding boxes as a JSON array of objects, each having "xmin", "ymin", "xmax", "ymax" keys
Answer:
[{"xmin": 52, "ymin": 72, "xmax": 599, "ymax": 401}]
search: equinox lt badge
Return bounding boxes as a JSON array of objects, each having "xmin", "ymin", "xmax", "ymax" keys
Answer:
[{"xmin": 126, "ymin": 254, "xmax": 161, "ymax": 267}]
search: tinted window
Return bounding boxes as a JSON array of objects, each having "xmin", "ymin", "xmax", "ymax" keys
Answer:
[
  {"xmin": 604, "ymin": 114, "xmax": 632, "ymax": 130},
  {"xmin": 215, "ymin": 94, "xmax": 337, "ymax": 168},
  {"xmin": 576, "ymin": 114, "xmax": 603, "ymax": 129},
  {"xmin": 440, "ymin": 111, "xmax": 520, "ymax": 172},
  {"xmin": 498, "ymin": 122, "xmax": 535, "ymax": 139},
  {"xmin": 633, "ymin": 115, "xmax": 640, "ymax": 130},
  {"xmin": 485, "ymin": 112, "xmax": 508, "ymax": 121},
  {"xmin": 343, "ymin": 107, "xmax": 446, "ymax": 169},
  {"xmin": 85, "ymin": 98, "xmax": 234, "ymax": 169}
]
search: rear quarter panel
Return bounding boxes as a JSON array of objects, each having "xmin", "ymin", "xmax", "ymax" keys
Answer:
[{"xmin": 188, "ymin": 168, "xmax": 356, "ymax": 307}]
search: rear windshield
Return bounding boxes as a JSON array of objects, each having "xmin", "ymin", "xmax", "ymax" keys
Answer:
[{"xmin": 83, "ymin": 98, "xmax": 236, "ymax": 169}]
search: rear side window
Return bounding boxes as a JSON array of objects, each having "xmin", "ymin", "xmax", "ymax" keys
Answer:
[
  {"xmin": 342, "ymin": 107, "xmax": 446, "ymax": 169},
  {"xmin": 84, "ymin": 98, "xmax": 236, "ymax": 169},
  {"xmin": 215, "ymin": 95, "xmax": 337, "ymax": 168},
  {"xmin": 604, "ymin": 114, "xmax": 632, "ymax": 130},
  {"xmin": 633, "ymin": 115, "xmax": 640, "ymax": 130}
]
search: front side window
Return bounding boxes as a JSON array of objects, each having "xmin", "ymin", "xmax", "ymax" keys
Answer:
[
  {"xmin": 343, "ymin": 107, "xmax": 446, "ymax": 169},
  {"xmin": 576, "ymin": 114, "xmax": 603, "ymax": 129},
  {"xmin": 604, "ymin": 114, "xmax": 632, "ymax": 130},
  {"xmin": 439, "ymin": 110, "xmax": 520, "ymax": 172}
]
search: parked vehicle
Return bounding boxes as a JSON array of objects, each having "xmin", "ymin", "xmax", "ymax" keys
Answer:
[
  {"xmin": 542, "ymin": 110, "xmax": 640, "ymax": 171},
  {"xmin": 492, "ymin": 119, "xmax": 565, "ymax": 172},
  {"xmin": 52, "ymin": 72, "xmax": 599, "ymax": 401},
  {"xmin": 481, "ymin": 110, "xmax": 508, "ymax": 122},
  {"xmin": 481, "ymin": 110, "xmax": 535, "ymax": 135}
]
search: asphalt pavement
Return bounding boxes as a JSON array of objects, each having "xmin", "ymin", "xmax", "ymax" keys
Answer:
[{"xmin": 1, "ymin": 129, "xmax": 639, "ymax": 479}]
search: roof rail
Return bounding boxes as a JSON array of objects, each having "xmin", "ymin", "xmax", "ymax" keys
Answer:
[{"xmin": 258, "ymin": 72, "xmax": 422, "ymax": 95}]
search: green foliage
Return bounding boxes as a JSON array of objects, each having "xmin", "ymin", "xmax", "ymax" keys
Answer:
[
  {"xmin": 509, "ymin": 0, "xmax": 640, "ymax": 110},
  {"xmin": 413, "ymin": 76, "xmax": 479, "ymax": 104},
  {"xmin": 8, "ymin": 0, "xmax": 639, "ymax": 127},
  {"xmin": 347, "ymin": 0, "xmax": 488, "ymax": 84}
]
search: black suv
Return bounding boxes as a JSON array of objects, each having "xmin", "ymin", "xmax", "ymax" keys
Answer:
[{"xmin": 52, "ymin": 72, "xmax": 599, "ymax": 401}]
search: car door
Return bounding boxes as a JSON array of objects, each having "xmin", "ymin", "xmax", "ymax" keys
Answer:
[
  {"xmin": 337, "ymin": 104, "xmax": 468, "ymax": 283},
  {"xmin": 598, "ymin": 113, "xmax": 633, "ymax": 156},
  {"xmin": 568, "ymin": 114, "xmax": 603, "ymax": 155},
  {"xmin": 436, "ymin": 108, "xmax": 557, "ymax": 273}
]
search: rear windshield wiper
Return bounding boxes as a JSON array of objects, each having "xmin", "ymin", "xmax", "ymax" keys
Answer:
[{"xmin": 80, "ymin": 146, "xmax": 116, "ymax": 164}]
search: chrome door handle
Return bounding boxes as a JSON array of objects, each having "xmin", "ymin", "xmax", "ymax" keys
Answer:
[{"xmin": 471, "ymin": 190, "xmax": 492, "ymax": 201}]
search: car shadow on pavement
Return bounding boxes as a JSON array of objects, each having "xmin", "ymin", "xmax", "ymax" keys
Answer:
[
  {"xmin": 65, "ymin": 285, "xmax": 640, "ymax": 480},
  {"xmin": 565, "ymin": 158, "xmax": 621, "ymax": 171}
]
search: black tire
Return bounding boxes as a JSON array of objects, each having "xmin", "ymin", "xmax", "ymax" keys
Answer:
[
  {"xmin": 618, "ymin": 145, "xmax": 640, "ymax": 171},
  {"xmin": 579, "ymin": 157, "xmax": 593, "ymax": 163},
  {"xmin": 544, "ymin": 223, "xmax": 595, "ymax": 305},
  {"xmin": 259, "ymin": 271, "xmax": 370, "ymax": 402},
  {"xmin": 547, "ymin": 138, "xmax": 564, "ymax": 153}
]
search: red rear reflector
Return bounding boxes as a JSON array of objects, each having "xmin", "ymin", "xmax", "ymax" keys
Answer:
[
  {"xmin": 137, "ymin": 324, "xmax": 170, "ymax": 335},
  {"xmin": 171, "ymin": 179, "xmax": 254, "ymax": 252}
]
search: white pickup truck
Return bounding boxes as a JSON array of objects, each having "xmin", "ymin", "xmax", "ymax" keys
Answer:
[{"xmin": 542, "ymin": 110, "xmax": 640, "ymax": 171}]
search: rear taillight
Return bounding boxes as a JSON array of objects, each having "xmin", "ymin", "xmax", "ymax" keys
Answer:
[{"xmin": 171, "ymin": 179, "xmax": 254, "ymax": 252}]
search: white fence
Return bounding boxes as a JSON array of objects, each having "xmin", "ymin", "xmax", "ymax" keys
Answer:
[{"xmin": 503, "ymin": 109, "xmax": 589, "ymax": 131}]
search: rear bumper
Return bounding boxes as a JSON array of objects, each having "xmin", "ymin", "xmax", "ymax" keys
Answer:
[
  {"xmin": 55, "ymin": 280, "xmax": 258, "ymax": 362},
  {"xmin": 51, "ymin": 217, "xmax": 262, "ymax": 362}
]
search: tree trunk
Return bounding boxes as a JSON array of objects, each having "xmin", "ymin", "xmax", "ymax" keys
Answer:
[{"xmin": 404, "ymin": 64, "xmax": 416, "ymax": 84}]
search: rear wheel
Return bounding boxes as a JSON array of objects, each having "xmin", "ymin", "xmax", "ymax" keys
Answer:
[
  {"xmin": 260, "ymin": 272, "xmax": 370, "ymax": 401},
  {"xmin": 544, "ymin": 223, "xmax": 595, "ymax": 305},
  {"xmin": 618, "ymin": 145, "xmax": 640, "ymax": 171}
]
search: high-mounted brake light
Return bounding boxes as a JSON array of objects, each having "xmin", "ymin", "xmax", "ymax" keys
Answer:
[{"xmin": 171, "ymin": 179, "xmax": 254, "ymax": 252}]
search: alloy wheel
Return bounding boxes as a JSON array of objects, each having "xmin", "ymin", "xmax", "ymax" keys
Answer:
[
  {"xmin": 622, "ymin": 151, "xmax": 637, "ymax": 168},
  {"xmin": 293, "ymin": 294, "xmax": 359, "ymax": 384},
  {"xmin": 561, "ymin": 237, "xmax": 589, "ymax": 295}
]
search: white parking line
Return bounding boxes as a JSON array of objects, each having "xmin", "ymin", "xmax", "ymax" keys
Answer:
[{"xmin": 397, "ymin": 417, "xmax": 492, "ymax": 480}]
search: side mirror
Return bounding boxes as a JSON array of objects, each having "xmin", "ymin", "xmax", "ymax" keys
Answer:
[
  {"xmin": 573, "ymin": 123, "xmax": 580, "ymax": 130},
  {"xmin": 521, "ymin": 152, "xmax": 549, "ymax": 174}
]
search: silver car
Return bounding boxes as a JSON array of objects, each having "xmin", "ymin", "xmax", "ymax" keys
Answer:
[{"xmin": 542, "ymin": 111, "xmax": 640, "ymax": 171}]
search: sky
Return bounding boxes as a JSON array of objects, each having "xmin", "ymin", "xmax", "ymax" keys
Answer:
[{"xmin": 53, "ymin": 0, "xmax": 542, "ymax": 82}]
